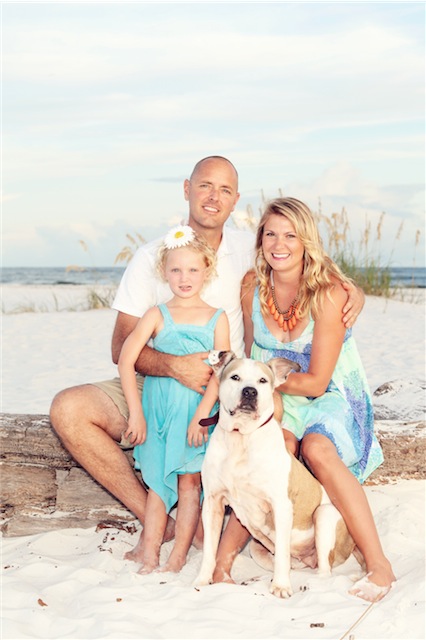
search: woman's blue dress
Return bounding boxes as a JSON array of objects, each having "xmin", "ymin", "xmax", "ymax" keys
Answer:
[
  {"xmin": 251, "ymin": 288, "xmax": 383, "ymax": 483},
  {"xmin": 133, "ymin": 304, "xmax": 223, "ymax": 512}
]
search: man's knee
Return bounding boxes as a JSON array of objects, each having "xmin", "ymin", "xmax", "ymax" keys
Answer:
[
  {"xmin": 50, "ymin": 386, "xmax": 80, "ymax": 430},
  {"xmin": 50, "ymin": 385, "xmax": 99, "ymax": 434}
]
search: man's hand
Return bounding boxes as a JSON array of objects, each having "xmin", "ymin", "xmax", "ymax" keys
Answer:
[
  {"xmin": 171, "ymin": 352, "xmax": 212, "ymax": 394},
  {"xmin": 341, "ymin": 282, "xmax": 365, "ymax": 329}
]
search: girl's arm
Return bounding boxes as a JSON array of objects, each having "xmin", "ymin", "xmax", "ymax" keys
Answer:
[
  {"xmin": 276, "ymin": 283, "xmax": 348, "ymax": 398},
  {"xmin": 187, "ymin": 312, "xmax": 231, "ymax": 447},
  {"xmin": 118, "ymin": 306, "xmax": 162, "ymax": 445}
]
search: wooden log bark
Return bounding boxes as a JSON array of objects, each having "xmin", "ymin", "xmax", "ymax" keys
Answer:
[{"xmin": 1, "ymin": 413, "xmax": 424, "ymax": 537}]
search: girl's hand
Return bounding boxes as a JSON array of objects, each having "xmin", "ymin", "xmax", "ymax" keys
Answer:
[
  {"xmin": 124, "ymin": 412, "xmax": 147, "ymax": 446},
  {"xmin": 187, "ymin": 417, "xmax": 209, "ymax": 448}
]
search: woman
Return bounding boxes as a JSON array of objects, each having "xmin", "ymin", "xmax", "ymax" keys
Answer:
[{"xmin": 213, "ymin": 197, "xmax": 395, "ymax": 601}]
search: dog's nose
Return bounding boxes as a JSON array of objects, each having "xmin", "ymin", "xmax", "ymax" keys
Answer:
[{"xmin": 242, "ymin": 386, "xmax": 257, "ymax": 399}]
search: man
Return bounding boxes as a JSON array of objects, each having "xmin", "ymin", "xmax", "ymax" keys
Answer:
[{"xmin": 50, "ymin": 155, "xmax": 362, "ymax": 563}]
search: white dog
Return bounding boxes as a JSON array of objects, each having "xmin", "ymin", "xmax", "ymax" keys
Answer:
[{"xmin": 196, "ymin": 351, "xmax": 362, "ymax": 598}]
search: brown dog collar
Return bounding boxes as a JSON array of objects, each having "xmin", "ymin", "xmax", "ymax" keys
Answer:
[{"xmin": 199, "ymin": 412, "xmax": 274, "ymax": 429}]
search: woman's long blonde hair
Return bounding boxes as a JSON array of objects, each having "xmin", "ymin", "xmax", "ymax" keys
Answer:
[{"xmin": 255, "ymin": 198, "xmax": 353, "ymax": 320}]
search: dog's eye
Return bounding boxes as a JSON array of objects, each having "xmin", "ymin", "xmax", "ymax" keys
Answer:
[
  {"xmin": 259, "ymin": 377, "xmax": 268, "ymax": 384},
  {"xmin": 230, "ymin": 374, "xmax": 240, "ymax": 381}
]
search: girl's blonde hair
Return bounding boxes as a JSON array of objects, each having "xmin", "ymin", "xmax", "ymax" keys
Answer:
[
  {"xmin": 156, "ymin": 232, "xmax": 217, "ymax": 284},
  {"xmin": 255, "ymin": 197, "xmax": 353, "ymax": 319}
]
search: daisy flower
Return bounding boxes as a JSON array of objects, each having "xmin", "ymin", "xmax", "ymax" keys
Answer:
[{"xmin": 164, "ymin": 225, "xmax": 195, "ymax": 249}]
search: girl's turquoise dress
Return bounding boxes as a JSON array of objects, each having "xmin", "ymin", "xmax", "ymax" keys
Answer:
[
  {"xmin": 133, "ymin": 304, "xmax": 223, "ymax": 513},
  {"xmin": 251, "ymin": 288, "xmax": 383, "ymax": 483}
]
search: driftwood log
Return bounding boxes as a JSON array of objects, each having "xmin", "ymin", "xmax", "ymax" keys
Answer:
[{"xmin": 1, "ymin": 413, "xmax": 425, "ymax": 538}]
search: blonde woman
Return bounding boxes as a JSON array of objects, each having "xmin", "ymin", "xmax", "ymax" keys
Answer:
[
  {"xmin": 118, "ymin": 225, "xmax": 230, "ymax": 575},
  {"xmin": 214, "ymin": 198, "xmax": 395, "ymax": 601}
]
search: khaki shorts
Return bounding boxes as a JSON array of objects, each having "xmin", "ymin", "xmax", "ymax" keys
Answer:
[{"xmin": 92, "ymin": 375, "xmax": 145, "ymax": 448}]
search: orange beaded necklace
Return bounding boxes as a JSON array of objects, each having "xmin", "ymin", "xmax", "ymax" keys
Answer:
[{"xmin": 266, "ymin": 271, "xmax": 300, "ymax": 332}]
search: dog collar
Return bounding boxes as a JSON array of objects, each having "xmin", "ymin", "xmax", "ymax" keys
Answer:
[{"xmin": 199, "ymin": 412, "xmax": 275, "ymax": 429}]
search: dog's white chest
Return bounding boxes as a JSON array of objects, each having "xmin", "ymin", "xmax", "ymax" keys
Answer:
[{"xmin": 203, "ymin": 423, "xmax": 291, "ymax": 541}]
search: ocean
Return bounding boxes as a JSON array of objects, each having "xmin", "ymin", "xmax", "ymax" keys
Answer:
[
  {"xmin": 1, "ymin": 266, "xmax": 126, "ymax": 286},
  {"xmin": 1, "ymin": 265, "xmax": 425, "ymax": 288}
]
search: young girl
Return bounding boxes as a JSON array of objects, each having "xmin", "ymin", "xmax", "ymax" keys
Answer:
[{"xmin": 118, "ymin": 225, "xmax": 230, "ymax": 574}]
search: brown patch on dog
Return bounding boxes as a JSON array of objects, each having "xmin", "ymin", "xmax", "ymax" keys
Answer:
[
  {"xmin": 329, "ymin": 518, "xmax": 356, "ymax": 568},
  {"xmin": 287, "ymin": 456, "xmax": 322, "ymax": 530}
]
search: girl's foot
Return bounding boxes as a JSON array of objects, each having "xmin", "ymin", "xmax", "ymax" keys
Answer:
[
  {"xmin": 137, "ymin": 550, "xmax": 160, "ymax": 575},
  {"xmin": 137, "ymin": 560, "xmax": 159, "ymax": 575},
  {"xmin": 124, "ymin": 515, "xmax": 175, "ymax": 562},
  {"xmin": 124, "ymin": 531, "xmax": 144, "ymax": 562}
]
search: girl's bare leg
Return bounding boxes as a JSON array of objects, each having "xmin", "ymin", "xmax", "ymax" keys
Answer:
[
  {"xmin": 159, "ymin": 473, "xmax": 201, "ymax": 573},
  {"xmin": 137, "ymin": 489, "xmax": 168, "ymax": 574},
  {"xmin": 301, "ymin": 433, "xmax": 396, "ymax": 601}
]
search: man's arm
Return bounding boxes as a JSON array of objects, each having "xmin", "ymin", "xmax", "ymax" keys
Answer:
[
  {"xmin": 341, "ymin": 282, "xmax": 365, "ymax": 328},
  {"xmin": 111, "ymin": 311, "xmax": 212, "ymax": 394}
]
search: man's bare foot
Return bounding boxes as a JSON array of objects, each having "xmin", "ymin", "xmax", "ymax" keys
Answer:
[
  {"xmin": 124, "ymin": 515, "xmax": 175, "ymax": 563},
  {"xmin": 163, "ymin": 515, "xmax": 176, "ymax": 543},
  {"xmin": 349, "ymin": 563, "xmax": 396, "ymax": 602}
]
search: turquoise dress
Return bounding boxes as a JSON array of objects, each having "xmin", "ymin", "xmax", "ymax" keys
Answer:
[
  {"xmin": 251, "ymin": 288, "xmax": 383, "ymax": 483},
  {"xmin": 133, "ymin": 304, "xmax": 223, "ymax": 513}
]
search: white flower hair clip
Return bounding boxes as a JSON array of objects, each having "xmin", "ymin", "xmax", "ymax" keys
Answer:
[{"xmin": 164, "ymin": 225, "xmax": 195, "ymax": 249}]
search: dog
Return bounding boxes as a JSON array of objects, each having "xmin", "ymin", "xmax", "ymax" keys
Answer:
[{"xmin": 195, "ymin": 351, "xmax": 362, "ymax": 598}]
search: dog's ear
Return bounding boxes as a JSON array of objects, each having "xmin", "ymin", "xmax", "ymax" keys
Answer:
[
  {"xmin": 267, "ymin": 357, "xmax": 300, "ymax": 388},
  {"xmin": 208, "ymin": 350, "xmax": 237, "ymax": 379}
]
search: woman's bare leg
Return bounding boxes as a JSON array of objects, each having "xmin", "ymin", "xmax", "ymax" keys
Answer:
[
  {"xmin": 212, "ymin": 511, "xmax": 251, "ymax": 583},
  {"xmin": 137, "ymin": 489, "xmax": 168, "ymax": 574},
  {"xmin": 282, "ymin": 428, "xmax": 299, "ymax": 457},
  {"xmin": 301, "ymin": 433, "xmax": 396, "ymax": 601},
  {"xmin": 160, "ymin": 473, "xmax": 202, "ymax": 573}
]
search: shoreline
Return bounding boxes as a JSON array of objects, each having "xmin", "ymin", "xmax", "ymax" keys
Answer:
[{"xmin": 1, "ymin": 283, "xmax": 424, "ymax": 315}]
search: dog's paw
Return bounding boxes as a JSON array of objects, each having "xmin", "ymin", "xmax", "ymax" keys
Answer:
[
  {"xmin": 270, "ymin": 581, "xmax": 293, "ymax": 599},
  {"xmin": 193, "ymin": 574, "xmax": 212, "ymax": 588}
]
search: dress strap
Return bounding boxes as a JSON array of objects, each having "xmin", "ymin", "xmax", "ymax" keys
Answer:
[
  {"xmin": 157, "ymin": 303, "xmax": 173, "ymax": 326},
  {"xmin": 207, "ymin": 308, "xmax": 225, "ymax": 328}
]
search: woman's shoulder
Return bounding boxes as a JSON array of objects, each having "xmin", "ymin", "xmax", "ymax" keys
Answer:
[
  {"xmin": 317, "ymin": 277, "xmax": 349, "ymax": 315},
  {"xmin": 241, "ymin": 268, "xmax": 257, "ymax": 289}
]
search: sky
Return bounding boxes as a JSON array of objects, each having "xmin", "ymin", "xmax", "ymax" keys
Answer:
[{"xmin": 2, "ymin": 1, "xmax": 425, "ymax": 268}]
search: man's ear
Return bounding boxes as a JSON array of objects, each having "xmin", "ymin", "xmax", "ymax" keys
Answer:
[
  {"xmin": 208, "ymin": 350, "xmax": 237, "ymax": 379},
  {"xmin": 267, "ymin": 357, "xmax": 300, "ymax": 389}
]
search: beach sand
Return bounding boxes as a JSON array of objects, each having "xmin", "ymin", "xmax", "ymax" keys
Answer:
[{"xmin": 1, "ymin": 286, "xmax": 425, "ymax": 639}]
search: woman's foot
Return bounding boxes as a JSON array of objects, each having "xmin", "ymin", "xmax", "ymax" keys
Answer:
[
  {"xmin": 212, "ymin": 564, "xmax": 235, "ymax": 584},
  {"xmin": 349, "ymin": 562, "xmax": 396, "ymax": 602}
]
